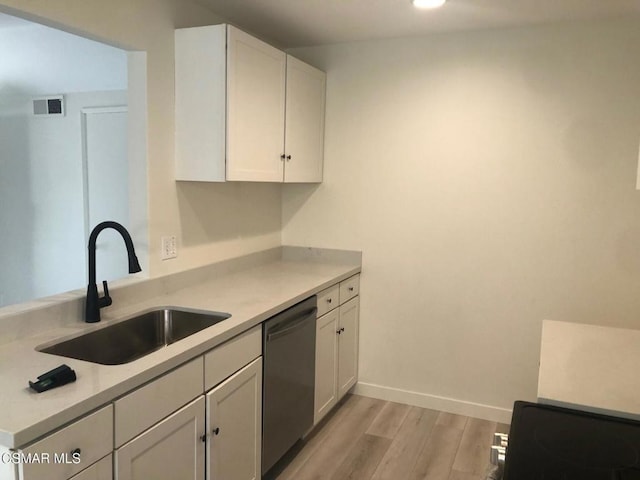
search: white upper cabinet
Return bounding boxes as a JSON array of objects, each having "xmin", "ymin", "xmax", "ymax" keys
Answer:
[
  {"xmin": 227, "ymin": 26, "xmax": 286, "ymax": 182},
  {"xmin": 175, "ymin": 24, "xmax": 326, "ymax": 183},
  {"xmin": 284, "ymin": 56, "xmax": 326, "ymax": 183},
  {"xmin": 175, "ymin": 25, "xmax": 226, "ymax": 182}
]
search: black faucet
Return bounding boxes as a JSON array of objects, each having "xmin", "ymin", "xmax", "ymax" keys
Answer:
[{"xmin": 86, "ymin": 221, "xmax": 141, "ymax": 323}]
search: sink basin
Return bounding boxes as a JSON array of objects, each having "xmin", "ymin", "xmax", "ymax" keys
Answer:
[{"xmin": 38, "ymin": 308, "xmax": 231, "ymax": 365}]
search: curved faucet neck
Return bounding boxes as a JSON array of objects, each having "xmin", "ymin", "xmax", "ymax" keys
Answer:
[{"xmin": 86, "ymin": 221, "xmax": 141, "ymax": 323}]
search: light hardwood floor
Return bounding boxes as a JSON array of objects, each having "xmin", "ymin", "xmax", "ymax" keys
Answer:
[{"xmin": 268, "ymin": 395, "xmax": 509, "ymax": 480}]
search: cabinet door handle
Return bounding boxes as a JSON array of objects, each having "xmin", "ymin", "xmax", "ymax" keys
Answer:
[
  {"xmin": 286, "ymin": 155, "xmax": 292, "ymax": 161},
  {"xmin": 212, "ymin": 427, "xmax": 220, "ymax": 436},
  {"xmin": 327, "ymin": 298, "xmax": 332, "ymax": 304},
  {"xmin": 280, "ymin": 154, "xmax": 286, "ymax": 161},
  {"xmin": 337, "ymin": 327, "xmax": 344, "ymax": 335},
  {"xmin": 200, "ymin": 434, "xmax": 207, "ymax": 442}
]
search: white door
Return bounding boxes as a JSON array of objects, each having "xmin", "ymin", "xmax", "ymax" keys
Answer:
[
  {"xmin": 226, "ymin": 25, "xmax": 286, "ymax": 182},
  {"xmin": 82, "ymin": 106, "xmax": 129, "ymax": 282},
  {"xmin": 115, "ymin": 397, "xmax": 205, "ymax": 480},
  {"xmin": 206, "ymin": 357, "xmax": 262, "ymax": 480},
  {"xmin": 338, "ymin": 297, "xmax": 360, "ymax": 399},
  {"xmin": 284, "ymin": 55, "xmax": 326, "ymax": 183}
]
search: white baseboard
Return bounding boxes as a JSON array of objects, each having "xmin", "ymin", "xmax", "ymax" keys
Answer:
[{"xmin": 353, "ymin": 381, "xmax": 513, "ymax": 425}]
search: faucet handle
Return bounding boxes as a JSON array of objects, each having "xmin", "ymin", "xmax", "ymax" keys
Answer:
[{"xmin": 100, "ymin": 280, "xmax": 113, "ymax": 308}]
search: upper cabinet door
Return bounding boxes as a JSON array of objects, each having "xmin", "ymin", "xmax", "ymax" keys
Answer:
[
  {"xmin": 175, "ymin": 25, "xmax": 227, "ymax": 182},
  {"xmin": 284, "ymin": 56, "xmax": 326, "ymax": 183},
  {"xmin": 227, "ymin": 26, "xmax": 286, "ymax": 182}
]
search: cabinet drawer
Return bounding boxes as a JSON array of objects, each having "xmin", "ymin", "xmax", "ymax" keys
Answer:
[
  {"xmin": 317, "ymin": 284, "xmax": 339, "ymax": 317},
  {"xmin": 114, "ymin": 358, "xmax": 203, "ymax": 447},
  {"xmin": 20, "ymin": 405, "xmax": 112, "ymax": 480},
  {"xmin": 205, "ymin": 325, "xmax": 261, "ymax": 391},
  {"xmin": 339, "ymin": 275, "xmax": 360, "ymax": 304}
]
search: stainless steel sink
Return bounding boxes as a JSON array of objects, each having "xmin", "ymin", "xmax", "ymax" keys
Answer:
[{"xmin": 38, "ymin": 308, "xmax": 231, "ymax": 365}]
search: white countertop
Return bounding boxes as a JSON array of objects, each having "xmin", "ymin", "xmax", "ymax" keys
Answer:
[
  {"xmin": 538, "ymin": 319, "xmax": 640, "ymax": 421},
  {"xmin": 0, "ymin": 249, "xmax": 360, "ymax": 449}
]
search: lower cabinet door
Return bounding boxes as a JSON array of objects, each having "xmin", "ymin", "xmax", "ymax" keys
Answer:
[
  {"xmin": 69, "ymin": 455, "xmax": 112, "ymax": 480},
  {"xmin": 338, "ymin": 297, "xmax": 360, "ymax": 399},
  {"xmin": 314, "ymin": 309, "xmax": 339, "ymax": 424},
  {"xmin": 115, "ymin": 397, "xmax": 205, "ymax": 480},
  {"xmin": 206, "ymin": 357, "xmax": 262, "ymax": 480}
]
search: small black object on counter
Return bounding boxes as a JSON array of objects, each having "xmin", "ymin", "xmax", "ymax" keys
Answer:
[{"xmin": 29, "ymin": 364, "xmax": 76, "ymax": 393}]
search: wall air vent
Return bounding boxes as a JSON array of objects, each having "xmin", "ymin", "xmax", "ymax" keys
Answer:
[{"xmin": 32, "ymin": 95, "xmax": 65, "ymax": 116}]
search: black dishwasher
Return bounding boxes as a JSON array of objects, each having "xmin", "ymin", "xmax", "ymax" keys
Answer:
[{"xmin": 262, "ymin": 296, "xmax": 317, "ymax": 476}]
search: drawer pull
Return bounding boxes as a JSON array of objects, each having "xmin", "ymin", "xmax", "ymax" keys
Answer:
[
  {"xmin": 348, "ymin": 286, "xmax": 354, "ymax": 292},
  {"xmin": 327, "ymin": 298, "xmax": 332, "ymax": 304},
  {"xmin": 212, "ymin": 427, "xmax": 220, "ymax": 436},
  {"xmin": 70, "ymin": 448, "xmax": 81, "ymax": 456}
]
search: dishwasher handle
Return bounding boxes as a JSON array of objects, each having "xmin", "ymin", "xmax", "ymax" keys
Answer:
[{"xmin": 266, "ymin": 307, "xmax": 317, "ymax": 342}]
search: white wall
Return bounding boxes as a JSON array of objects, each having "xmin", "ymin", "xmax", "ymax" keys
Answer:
[
  {"xmin": 0, "ymin": 90, "xmax": 126, "ymax": 306},
  {"xmin": 0, "ymin": 0, "xmax": 283, "ymax": 285},
  {"xmin": 284, "ymin": 19, "xmax": 640, "ymax": 420}
]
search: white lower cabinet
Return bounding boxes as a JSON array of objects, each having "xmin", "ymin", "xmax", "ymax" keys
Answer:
[
  {"xmin": 314, "ymin": 309, "xmax": 339, "ymax": 424},
  {"xmin": 112, "ymin": 326, "xmax": 262, "ymax": 480},
  {"xmin": 115, "ymin": 397, "xmax": 205, "ymax": 480},
  {"xmin": 338, "ymin": 298, "xmax": 359, "ymax": 399},
  {"xmin": 206, "ymin": 357, "xmax": 262, "ymax": 480},
  {"xmin": 69, "ymin": 455, "xmax": 112, "ymax": 480},
  {"xmin": 314, "ymin": 275, "xmax": 360, "ymax": 425},
  {"xmin": 17, "ymin": 405, "xmax": 113, "ymax": 480}
]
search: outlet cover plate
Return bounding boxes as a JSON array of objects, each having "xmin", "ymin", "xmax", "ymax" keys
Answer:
[{"xmin": 161, "ymin": 236, "xmax": 177, "ymax": 260}]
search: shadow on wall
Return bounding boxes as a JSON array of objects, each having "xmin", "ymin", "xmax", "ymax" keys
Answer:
[
  {"xmin": 281, "ymin": 183, "xmax": 320, "ymax": 229},
  {"xmin": 0, "ymin": 90, "xmax": 34, "ymax": 306},
  {"xmin": 176, "ymin": 181, "xmax": 283, "ymax": 247}
]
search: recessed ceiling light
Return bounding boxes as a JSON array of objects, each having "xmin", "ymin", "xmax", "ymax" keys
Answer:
[{"xmin": 412, "ymin": 0, "xmax": 446, "ymax": 9}]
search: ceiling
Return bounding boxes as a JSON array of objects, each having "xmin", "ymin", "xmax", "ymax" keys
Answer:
[{"xmin": 195, "ymin": 0, "xmax": 640, "ymax": 48}]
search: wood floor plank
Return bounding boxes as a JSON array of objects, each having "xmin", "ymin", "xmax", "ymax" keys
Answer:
[
  {"xmin": 451, "ymin": 417, "xmax": 496, "ymax": 475},
  {"xmin": 282, "ymin": 395, "xmax": 386, "ymax": 480},
  {"xmin": 436, "ymin": 412, "xmax": 468, "ymax": 430},
  {"xmin": 409, "ymin": 423, "xmax": 464, "ymax": 480},
  {"xmin": 370, "ymin": 407, "xmax": 438, "ymax": 480},
  {"xmin": 275, "ymin": 396, "xmax": 504, "ymax": 480},
  {"xmin": 331, "ymin": 434, "xmax": 392, "ymax": 480},
  {"xmin": 366, "ymin": 401, "xmax": 411, "ymax": 439},
  {"xmin": 448, "ymin": 471, "xmax": 483, "ymax": 480},
  {"xmin": 275, "ymin": 394, "xmax": 362, "ymax": 480}
]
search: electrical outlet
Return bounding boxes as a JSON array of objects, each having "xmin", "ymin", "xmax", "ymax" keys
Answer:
[{"xmin": 161, "ymin": 236, "xmax": 177, "ymax": 260}]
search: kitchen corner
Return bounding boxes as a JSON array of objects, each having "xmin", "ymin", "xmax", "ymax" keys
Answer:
[{"xmin": 0, "ymin": 246, "xmax": 361, "ymax": 451}]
